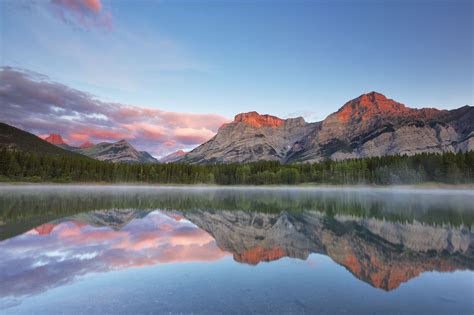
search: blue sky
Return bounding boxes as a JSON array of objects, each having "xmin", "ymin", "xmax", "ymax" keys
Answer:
[
  {"xmin": 2, "ymin": 0, "xmax": 472, "ymax": 121},
  {"xmin": 0, "ymin": 0, "xmax": 472, "ymax": 155}
]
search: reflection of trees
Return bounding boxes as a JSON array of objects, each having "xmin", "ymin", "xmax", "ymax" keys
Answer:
[{"xmin": 0, "ymin": 188, "xmax": 472, "ymax": 240}]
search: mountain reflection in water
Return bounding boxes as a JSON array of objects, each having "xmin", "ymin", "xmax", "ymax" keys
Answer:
[{"xmin": 0, "ymin": 186, "xmax": 472, "ymax": 313}]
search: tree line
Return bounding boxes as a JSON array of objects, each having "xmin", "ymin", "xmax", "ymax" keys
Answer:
[{"xmin": 0, "ymin": 149, "xmax": 472, "ymax": 185}]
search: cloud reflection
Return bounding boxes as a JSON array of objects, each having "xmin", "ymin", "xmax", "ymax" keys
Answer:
[{"xmin": 0, "ymin": 211, "xmax": 228, "ymax": 307}]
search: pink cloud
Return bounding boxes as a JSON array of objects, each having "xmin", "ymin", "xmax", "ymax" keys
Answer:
[
  {"xmin": 0, "ymin": 67, "xmax": 231, "ymax": 157},
  {"xmin": 121, "ymin": 122, "xmax": 166, "ymax": 140},
  {"xmin": 69, "ymin": 133, "xmax": 89, "ymax": 142},
  {"xmin": 163, "ymin": 140, "xmax": 177, "ymax": 147},
  {"xmin": 49, "ymin": 0, "xmax": 112, "ymax": 30},
  {"xmin": 173, "ymin": 127, "xmax": 216, "ymax": 144},
  {"xmin": 52, "ymin": 0, "xmax": 102, "ymax": 14},
  {"xmin": 83, "ymin": 128, "xmax": 134, "ymax": 140}
]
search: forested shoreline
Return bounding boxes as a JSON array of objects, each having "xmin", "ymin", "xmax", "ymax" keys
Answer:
[{"xmin": 0, "ymin": 149, "xmax": 472, "ymax": 185}]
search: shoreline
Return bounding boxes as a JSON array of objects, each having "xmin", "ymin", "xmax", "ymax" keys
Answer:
[{"xmin": 0, "ymin": 182, "xmax": 473, "ymax": 191}]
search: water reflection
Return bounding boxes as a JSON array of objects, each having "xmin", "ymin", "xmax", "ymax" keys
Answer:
[
  {"xmin": 0, "ymin": 186, "xmax": 473, "ymax": 312},
  {"xmin": 0, "ymin": 210, "xmax": 227, "ymax": 306},
  {"xmin": 187, "ymin": 210, "xmax": 472, "ymax": 290}
]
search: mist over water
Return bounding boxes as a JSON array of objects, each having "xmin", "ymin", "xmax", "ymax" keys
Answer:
[{"xmin": 0, "ymin": 185, "xmax": 472, "ymax": 314}]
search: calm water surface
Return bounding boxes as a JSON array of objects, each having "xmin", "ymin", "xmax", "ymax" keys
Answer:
[{"xmin": 0, "ymin": 185, "xmax": 473, "ymax": 314}]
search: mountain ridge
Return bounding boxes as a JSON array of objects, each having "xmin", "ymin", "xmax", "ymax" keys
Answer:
[
  {"xmin": 183, "ymin": 92, "xmax": 473, "ymax": 164},
  {"xmin": 43, "ymin": 134, "xmax": 158, "ymax": 163}
]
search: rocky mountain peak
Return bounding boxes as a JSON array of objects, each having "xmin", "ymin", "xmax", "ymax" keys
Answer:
[
  {"xmin": 44, "ymin": 133, "xmax": 66, "ymax": 145},
  {"xmin": 179, "ymin": 92, "xmax": 473, "ymax": 164},
  {"xmin": 75, "ymin": 139, "xmax": 158, "ymax": 163},
  {"xmin": 360, "ymin": 91, "xmax": 389, "ymax": 103},
  {"xmin": 79, "ymin": 141, "xmax": 94, "ymax": 149},
  {"xmin": 116, "ymin": 139, "xmax": 131, "ymax": 146},
  {"xmin": 336, "ymin": 91, "xmax": 412, "ymax": 122},
  {"xmin": 233, "ymin": 111, "xmax": 285, "ymax": 128}
]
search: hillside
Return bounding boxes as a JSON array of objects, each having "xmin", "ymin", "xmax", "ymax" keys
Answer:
[{"xmin": 0, "ymin": 123, "xmax": 87, "ymax": 158}]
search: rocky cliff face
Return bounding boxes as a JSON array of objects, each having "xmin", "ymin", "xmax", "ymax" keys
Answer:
[
  {"xmin": 288, "ymin": 92, "xmax": 473, "ymax": 162},
  {"xmin": 183, "ymin": 210, "xmax": 473, "ymax": 290},
  {"xmin": 184, "ymin": 112, "xmax": 316, "ymax": 163},
  {"xmin": 184, "ymin": 92, "xmax": 473, "ymax": 164}
]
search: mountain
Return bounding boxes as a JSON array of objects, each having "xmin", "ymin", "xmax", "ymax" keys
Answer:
[
  {"xmin": 42, "ymin": 133, "xmax": 158, "ymax": 163},
  {"xmin": 183, "ymin": 210, "xmax": 473, "ymax": 291},
  {"xmin": 159, "ymin": 150, "xmax": 186, "ymax": 163},
  {"xmin": 184, "ymin": 112, "xmax": 315, "ymax": 163},
  {"xmin": 44, "ymin": 133, "xmax": 66, "ymax": 145},
  {"xmin": 287, "ymin": 92, "xmax": 474, "ymax": 163},
  {"xmin": 70, "ymin": 209, "xmax": 150, "ymax": 230},
  {"xmin": 77, "ymin": 140, "xmax": 159, "ymax": 163},
  {"xmin": 43, "ymin": 133, "xmax": 85, "ymax": 152},
  {"xmin": 183, "ymin": 92, "xmax": 473, "ymax": 164},
  {"xmin": 79, "ymin": 141, "xmax": 94, "ymax": 148},
  {"xmin": 0, "ymin": 123, "xmax": 86, "ymax": 158}
]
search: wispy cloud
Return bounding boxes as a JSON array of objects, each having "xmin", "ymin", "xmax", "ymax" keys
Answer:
[
  {"xmin": 49, "ymin": 0, "xmax": 112, "ymax": 30},
  {"xmin": 0, "ymin": 67, "xmax": 230, "ymax": 156}
]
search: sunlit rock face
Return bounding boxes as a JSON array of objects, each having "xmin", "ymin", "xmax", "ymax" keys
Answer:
[
  {"xmin": 44, "ymin": 133, "xmax": 66, "ymax": 145},
  {"xmin": 184, "ymin": 210, "xmax": 473, "ymax": 290},
  {"xmin": 184, "ymin": 112, "xmax": 315, "ymax": 163},
  {"xmin": 183, "ymin": 92, "xmax": 473, "ymax": 164},
  {"xmin": 233, "ymin": 112, "xmax": 285, "ymax": 128},
  {"xmin": 288, "ymin": 92, "xmax": 473, "ymax": 162}
]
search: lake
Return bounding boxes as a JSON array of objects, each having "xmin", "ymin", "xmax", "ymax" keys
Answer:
[{"xmin": 0, "ymin": 185, "xmax": 472, "ymax": 314}]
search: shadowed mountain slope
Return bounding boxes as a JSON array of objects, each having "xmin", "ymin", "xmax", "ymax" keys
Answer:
[{"xmin": 0, "ymin": 123, "xmax": 86, "ymax": 158}]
